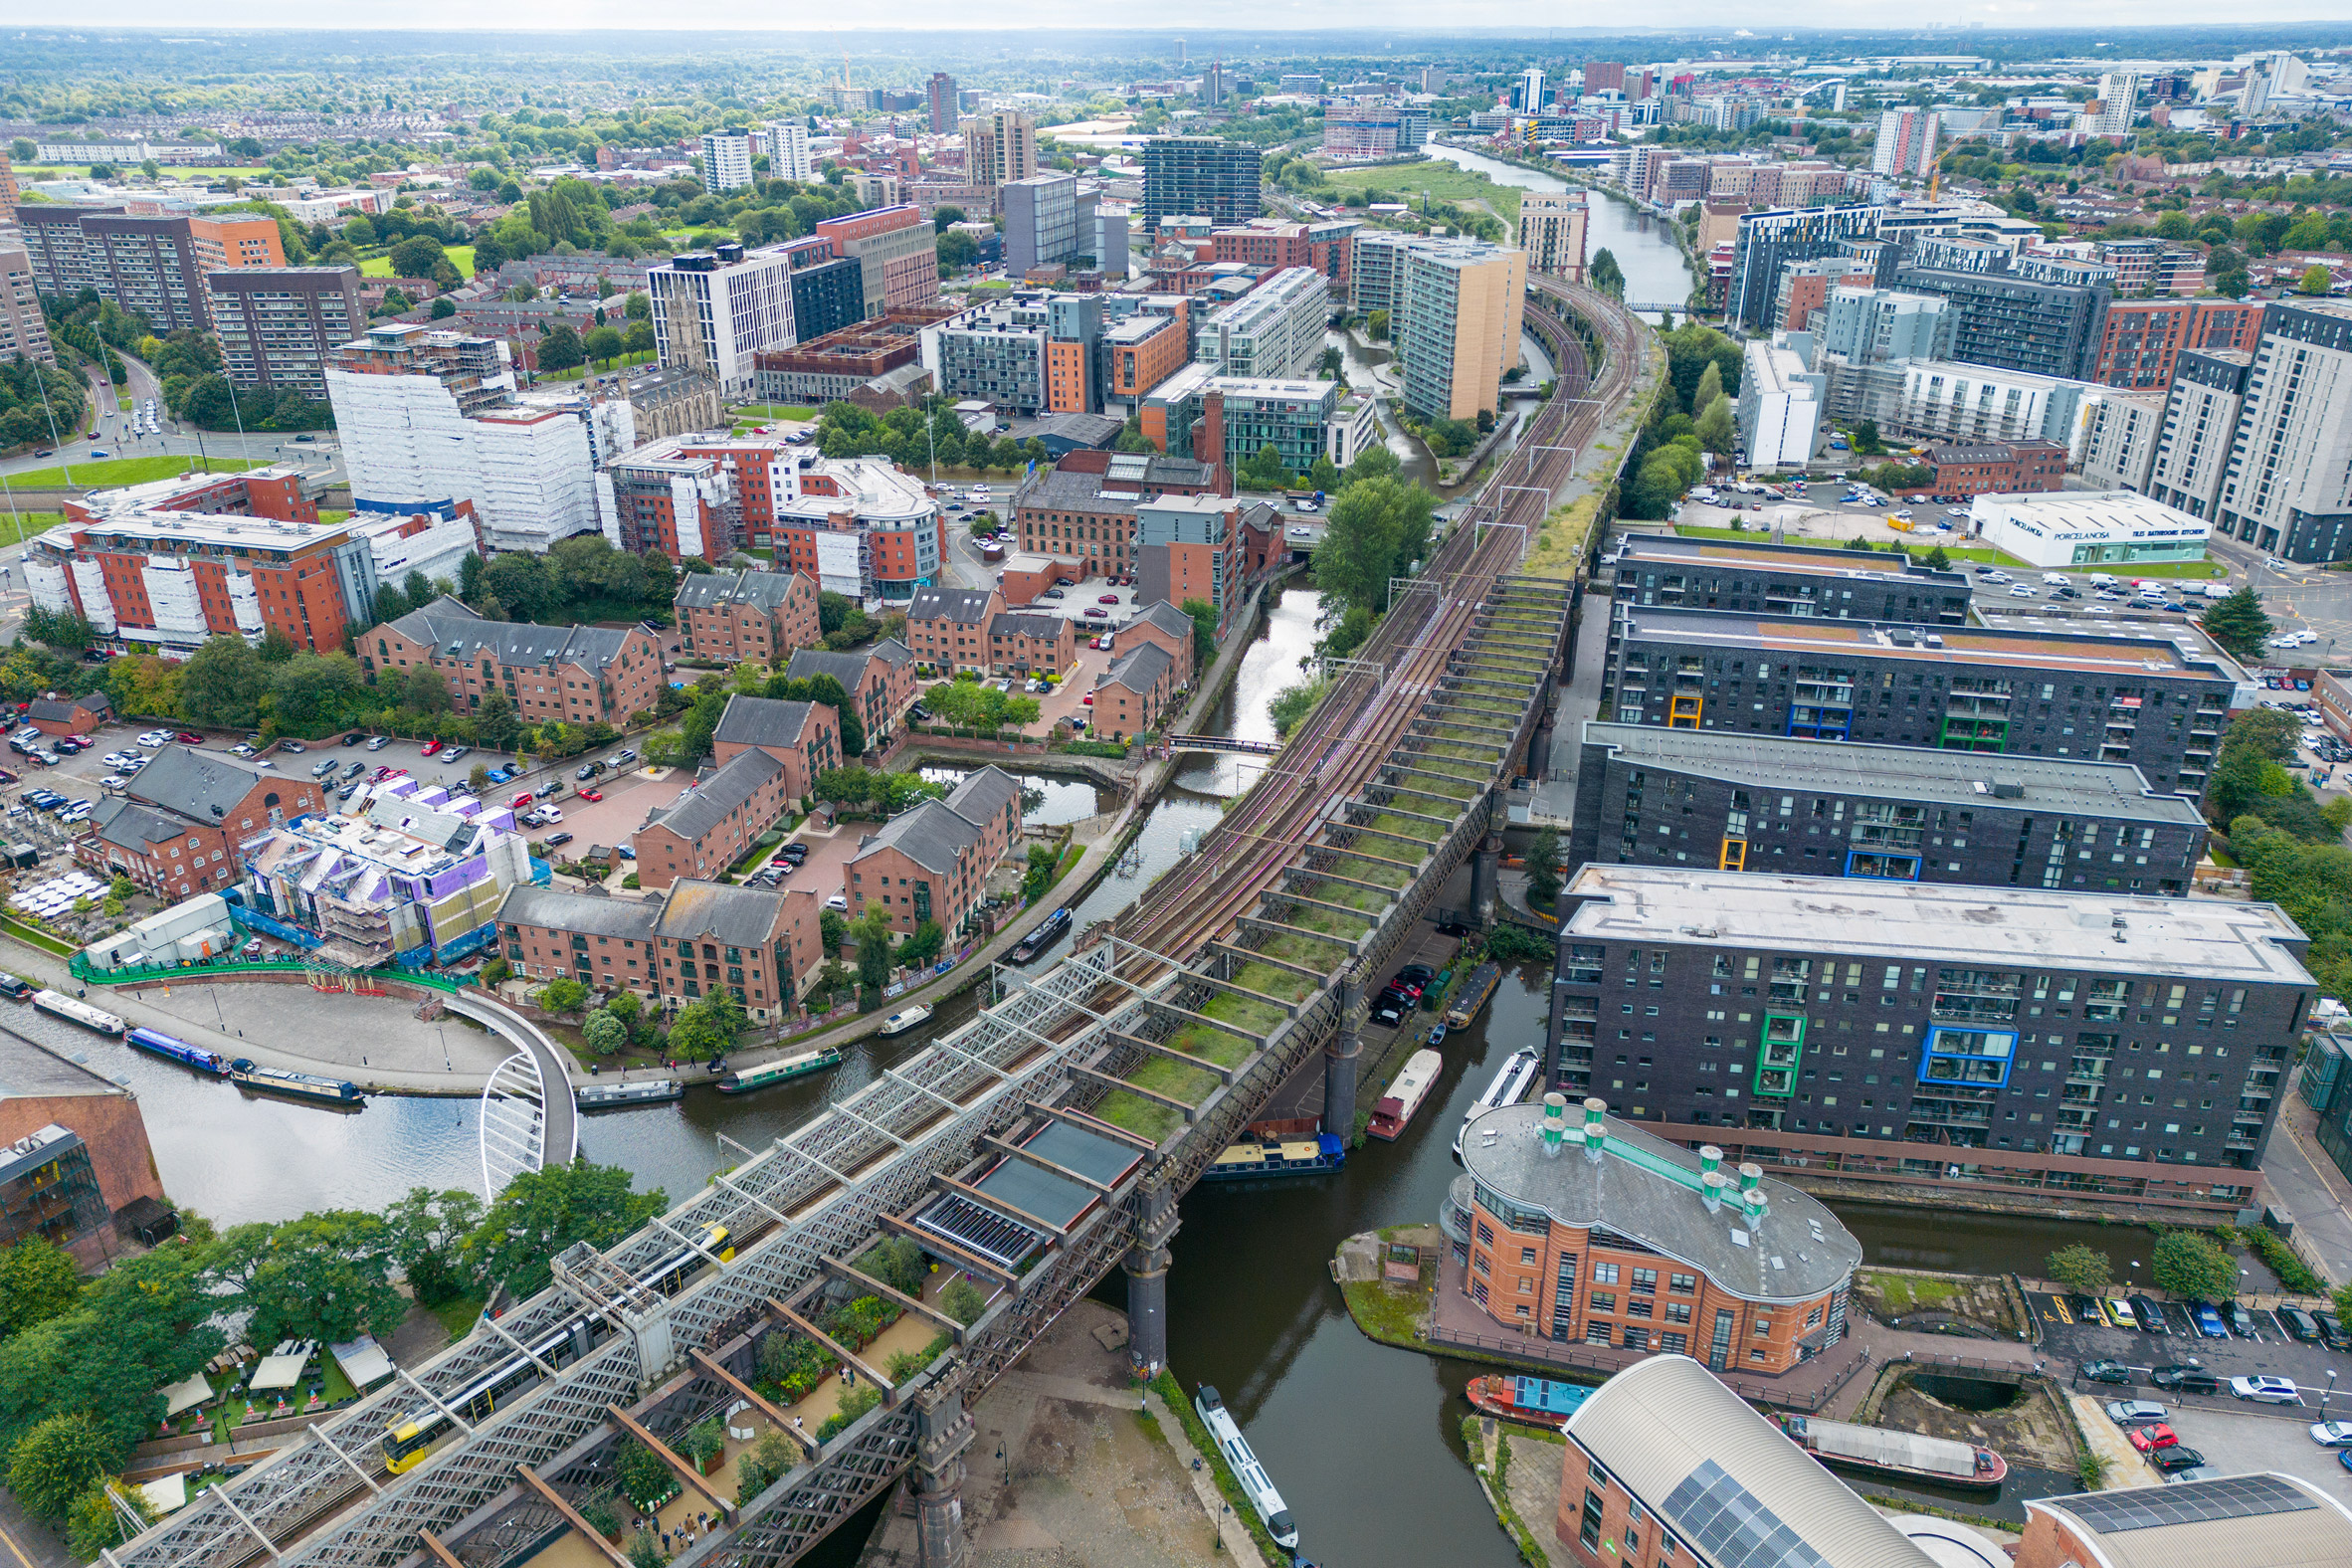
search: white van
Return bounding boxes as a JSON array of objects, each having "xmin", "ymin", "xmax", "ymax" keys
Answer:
[
  {"xmin": 2087, "ymin": 573, "xmax": 2119, "ymax": 588},
  {"xmin": 2201, "ymin": 582, "xmax": 2233, "ymax": 600}
]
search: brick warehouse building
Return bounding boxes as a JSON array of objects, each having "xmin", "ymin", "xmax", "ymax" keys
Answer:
[
  {"xmin": 1920, "ymin": 439, "xmax": 2067, "ymax": 498},
  {"xmin": 367, "ymin": 599, "xmax": 667, "ymax": 727},
  {"xmin": 1599, "ymin": 608, "xmax": 2238, "ymax": 801},
  {"xmin": 1546, "ymin": 867, "xmax": 2314, "ymax": 1213},
  {"xmin": 494, "ymin": 879, "xmax": 824, "ymax": 1024},
  {"xmin": 1444, "ymin": 1096, "xmax": 1861, "ymax": 1370},
  {"xmin": 1569, "ymin": 723, "xmax": 2209, "ymax": 896},
  {"xmin": 81, "ymin": 745, "xmax": 327, "ymax": 899}
]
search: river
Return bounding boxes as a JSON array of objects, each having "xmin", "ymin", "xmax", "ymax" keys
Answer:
[{"xmin": 1423, "ymin": 141, "xmax": 1699, "ymax": 320}]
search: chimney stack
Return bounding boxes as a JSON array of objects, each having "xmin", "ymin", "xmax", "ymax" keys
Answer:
[
  {"xmin": 1540, "ymin": 1092, "xmax": 1567, "ymax": 1158},
  {"xmin": 1700, "ymin": 1170, "xmax": 1726, "ymax": 1214},
  {"xmin": 1582, "ymin": 1097, "xmax": 1608, "ymax": 1163}
]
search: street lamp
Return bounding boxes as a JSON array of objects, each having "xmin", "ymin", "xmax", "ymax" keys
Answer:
[{"xmin": 2327, "ymin": 1369, "xmax": 2338, "ymax": 1417}]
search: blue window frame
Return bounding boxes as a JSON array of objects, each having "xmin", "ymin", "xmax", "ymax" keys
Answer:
[
  {"xmin": 1845, "ymin": 849, "xmax": 1922, "ymax": 881},
  {"xmin": 1919, "ymin": 1025, "xmax": 2018, "ymax": 1087}
]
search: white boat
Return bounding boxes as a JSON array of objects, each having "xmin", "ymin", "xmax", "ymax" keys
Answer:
[
  {"xmin": 879, "ymin": 1003, "xmax": 933, "ymax": 1036},
  {"xmin": 1454, "ymin": 1047, "xmax": 1541, "ymax": 1163}
]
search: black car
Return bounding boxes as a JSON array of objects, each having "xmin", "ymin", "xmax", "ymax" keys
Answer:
[
  {"xmin": 2151, "ymin": 1446, "xmax": 2208, "ymax": 1472},
  {"xmin": 2319, "ymin": 1312, "xmax": 2352, "ymax": 1353},
  {"xmin": 2223, "ymin": 1299, "xmax": 2258, "ymax": 1336},
  {"xmin": 2150, "ymin": 1364, "xmax": 2220, "ymax": 1395},
  {"xmin": 1398, "ymin": 962, "xmax": 1437, "ymax": 986},
  {"xmin": 2280, "ymin": 1304, "xmax": 2322, "ymax": 1343},
  {"xmin": 345, "ymin": 733, "xmax": 367, "ymax": 746},
  {"xmin": 1370, "ymin": 995, "xmax": 1406, "ymax": 1027},
  {"xmin": 2080, "ymin": 1360, "xmax": 2134, "ymax": 1385},
  {"xmin": 2067, "ymin": 1293, "xmax": 2103, "ymax": 1325},
  {"xmin": 545, "ymin": 831, "xmax": 574, "ymax": 848},
  {"xmin": 2129, "ymin": 1295, "xmax": 2170, "ymax": 1334},
  {"xmin": 780, "ymin": 843, "xmax": 810, "ymax": 864}
]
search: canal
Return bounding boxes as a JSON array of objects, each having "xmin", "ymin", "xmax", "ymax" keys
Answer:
[{"xmin": 1424, "ymin": 141, "xmax": 1700, "ymax": 319}]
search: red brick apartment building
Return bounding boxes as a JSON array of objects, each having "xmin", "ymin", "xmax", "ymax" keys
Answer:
[
  {"xmin": 81, "ymin": 745, "xmax": 327, "ymax": 898},
  {"xmin": 1090, "ymin": 642, "xmax": 1178, "ymax": 740},
  {"xmin": 674, "ymin": 568, "xmax": 822, "ymax": 665},
  {"xmin": 783, "ymin": 642, "xmax": 917, "ymax": 747},
  {"xmin": 845, "ymin": 766, "xmax": 1023, "ymax": 937},
  {"xmin": 708, "ymin": 694, "xmax": 846, "ymax": 798},
  {"xmin": 2089, "ymin": 297, "xmax": 2263, "ymax": 391},
  {"xmin": 906, "ymin": 585, "xmax": 1000, "ymax": 674},
  {"xmin": 494, "ymin": 879, "xmax": 824, "ymax": 1023},
  {"xmin": 634, "ymin": 750, "xmax": 796, "ymax": 890},
  {"xmin": 988, "ymin": 610, "xmax": 1076, "ymax": 677},
  {"xmin": 1924, "ymin": 439, "xmax": 2068, "ymax": 497},
  {"xmin": 1011, "ymin": 449, "xmax": 1228, "ymax": 583},
  {"xmin": 365, "ymin": 599, "xmax": 667, "ymax": 726},
  {"xmin": 1446, "ymin": 1100, "xmax": 1858, "ymax": 1374},
  {"xmin": 1112, "ymin": 601, "xmax": 1199, "ymax": 687}
]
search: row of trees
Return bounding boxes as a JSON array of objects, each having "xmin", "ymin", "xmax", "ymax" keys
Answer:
[
  {"xmin": 813, "ymin": 399, "xmax": 1051, "ymax": 476},
  {"xmin": 0, "ymin": 1161, "xmax": 665, "ymax": 1543},
  {"xmin": 1620, "ymin": 322, "xmax": 1745, "ymax": 520}
]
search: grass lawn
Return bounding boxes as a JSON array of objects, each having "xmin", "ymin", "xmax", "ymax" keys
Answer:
[
  {"xmin": 14, "ymin": 164, "xmax": 275, "ymax": 181},
  {"xmin": 359, "ymin": 244, "xmax": 478, "ymax": 279},
  {"xmin": 1323, "ymin": 159, "xmax": 1524, "ymax": 226},
  {"xmin": 733, "ymin": 403, "xmax": 819, "ymax": 422},
  {"xmin": 0, "ymin": 510, "xmax": 64, "ymax": 546},
  {"xmin": 1860, "ymin": 1270, "xmax": 1962, "ymax": 1315},
  {"xmin": 537, "ymin": 350, "xmax": 658, "ymax": 383},
  {"xmin": 8, "ymin": 455, "xmax": 269, "ymax": 490},
  {"xmin": 1672, "ymin": 523, "xmax": 2226, "ymax": 580},
  {"xmin": 430, "ymin": 1294, "xmax": 486, "ymax": 1340},
  {"xmin": 317, "ymin": 509, "xmax": 351, "ymax": 524}
]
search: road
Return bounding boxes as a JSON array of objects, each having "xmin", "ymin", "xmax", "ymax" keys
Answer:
[{"xmin": 5, "ymin": 347, "xmax": 345, "ymax": 489}]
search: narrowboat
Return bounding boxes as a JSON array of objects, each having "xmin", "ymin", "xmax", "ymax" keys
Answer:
[
  {"xmin": 1009, "ymin": 907, "xmax": 1071, "ymax": 964},
  {"xmin": 716, "ymin": 1046, "xmax": 844, "ymax": 1095},
  {"xmin": 1445, "ymin": 963, "xmax": 1500, "ymax": 1032},
  {"xmin": 575, "ymin": 1078, "xmax": 684, "ymax": 1110},
  {"xmin": 1467, "ymin": 1375, "xmax": 1592, "ymax": 1428},
  {"xmin": 1780, "ymin": 1416, "xmax": 2008, "ymax": 1493},
  {"xmin": 1366, "ymin": 1049, "xmax": 1443, "ymax": 1141},
  {"xmin": 126, "ymin": 1026, "xmax": 231, "ymax": 1077},
  {"xmin": 879, "ymin": 1003, "xmax": 933, "ymax": 1036},
  {"xmin": 1454, "ymin": 1047, "xmax": 1542, "ymax": 1164},
  {"xmin": 1195, "ymin": 1386, "xmax": 1297, "ymax": 1550},
  {"xmin": 1201, "ymin": 1133, "xmax": 1345, "ymax": 1182},
  {"xmin": 32, "ymin": 990, "xmax": 124, "ymax": 1036},
  {"xmin": 230, "ymin": 1061, "xmax": 364, "ymax": 1106}
]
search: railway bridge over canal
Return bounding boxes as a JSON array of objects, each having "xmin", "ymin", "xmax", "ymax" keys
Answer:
[{"xmin": 105, "ymin": 285, "xmax": 1647, "ymax": 1568}]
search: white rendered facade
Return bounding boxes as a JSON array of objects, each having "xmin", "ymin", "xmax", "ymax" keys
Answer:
[
  {"xmin": 763, "ymin": 121, "xmax": 814, "ymax": 182},
  {"xmin": 1193, "ymin": 267, "xmax": 1330, "ymax": 382},
  {"xmin": 647, "ymin": 249, "xmax": 800, "ymax": 395},
  {"xmin": 699, "ymin": 131, "xmax": 755, "ymax": 193},
  {"xmin": 1736, "ymin": 339, "xmax": 1826, "ymax": 468}
]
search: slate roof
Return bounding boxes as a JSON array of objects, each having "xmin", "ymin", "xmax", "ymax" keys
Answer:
[
  {"xmin": 991, "ymin": 611, "xmax": 1067, "ymax": 641},
  {"xmin": 386, "ymin": 596, "xmax": 639, "ymax": 673},
  {"xmin": 784, "ymin": 648, "xmax": 877, "ymax": 689},
  {"xmin": 852, "ymin": 798, "xmax": 979, "ymax": 877},
  {"xmin": 673, "ymin": 568, "xmax": 811, "ymax": 613},
  {"xmin": 657, "ymin": 880, "xmax": 794, "ymax": 946},
  {"xmin": 711, "ymin": 695, "xmax": 821, "ymax": 750},
  {"xmin": 943, "ymin": 764, "xmax": 1020, "ymax": 828},
  {"xmin": 909, "ymin": 586, "xmax": 996, "ymax": 626},
  {"xmin": 28, "ymin": 692, "xmax": 107, "ymax": 722},
  {"xmin": 643, "ymin": 748, "xmax": 786, "ymax": 843},
  {"xmin": 1098, "ymin": 641, "xmax": 1173, "ymax": 692},
  {"xmin": 1131, "ymin": 601, "xmax": 1195, "ymax": 642},
  {"xmin": 125, "ymin": 744, "xmax": 279, "ymax": 825},
  {"xmin": 90, "ymin": 797, "xmax": 186, "ymax": 854},
  {"xmin": 494, "ymin": 884, "xmax": 662, "ymax": 940}
]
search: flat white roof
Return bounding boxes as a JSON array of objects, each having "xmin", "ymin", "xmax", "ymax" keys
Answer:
[
  {"xmin": 1971, "ymin": 490, "xmax": 2210, "ymax": 543},
  {"xmin": 1561, "ymin": 866, "xmax": 2316, "ymax": 987}
]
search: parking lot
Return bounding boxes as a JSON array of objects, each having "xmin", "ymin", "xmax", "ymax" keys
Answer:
[
  {"xmin": 2160, "ymin": 1402, "xmax": 2352, "ymax": 1494},
  {"xmin": 2038, "ymin": 1288, "xmax": 2352, "ymax": 1425}
]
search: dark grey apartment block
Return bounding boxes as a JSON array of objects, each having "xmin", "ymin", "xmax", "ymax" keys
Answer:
[
  {"xmin": 1607, "ymin": 533, "xmax": 1974, "ymax": 632},
  {"xmin": 1141, "ymin": 136, "xmax": 1264, "ymax": 227},
  {"xmin": 1568, "ymin": 721, "xmax": 2209, "ymax": 896},
  {"xmin": 1601, "ymin": 606, "xmax": 2238, "ymax": 799},
  {"xmin": 203, "ymin": 266, "xmax": 363, "ymax": 396},
  {"xmin": 1546, "ymin": 866, "xmax": 2314, "ymax": 1211},
  {"xmin": 1895, "ymin": 263, "xmax": 2111, "ymax": 382}
]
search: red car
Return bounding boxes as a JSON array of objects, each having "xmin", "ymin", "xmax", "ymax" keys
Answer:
[
  {"xmin": 578, "ymin": 788, "xmax": 603, "ymax": 802},
  {"xmin": 2126, "ymin": 1424, "xmax": 2180, "ymax": 1454},
  {"xmin": 1098, "ymin": 594, "xmax": 1119, "ymax": 605},
  {"xmin": 421, "ymin": 740, "xmax": 444, "ymax": 757},
  {"xmin": 509, "ymin": 792, "xmax": 534, "ymax": 809},
  {"xmin": 174, "ymin": 731, "xmax": 203, "ymax": 744}
]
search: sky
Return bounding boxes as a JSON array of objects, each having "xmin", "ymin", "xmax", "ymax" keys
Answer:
[{"xmin": 6, "ymin": 5, "xmax": 2352, "ymax": 33}]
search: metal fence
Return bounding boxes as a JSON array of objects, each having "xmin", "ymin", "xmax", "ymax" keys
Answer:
[{"xmin": 70, "ymin": 950, "xmax": 481, "ymax": 996}]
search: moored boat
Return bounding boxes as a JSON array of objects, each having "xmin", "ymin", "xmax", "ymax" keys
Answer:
[
  {"xmin": 1366, "ymin": 1049, "xmax": 1443, "ymax": 1141},
  {"xmin": 716, "ymin": 1046, "xmax": 844, "ymax": 1095},
  {"xmin": 1201, "ymin": 1133, "xmax": 1345, "ymax": 1181},
  {"xmin": 1445, "ymin": 963, "xmax": 1500, "ymax": 1032},
  {"xmin": 126, "ymin": 1025, "xmax": 231, "ymax": 1077},
  {"xmin": 1780, "ymin": 1415, "xmax": 2007, "ymax": 1492},
  {"xmin": 879, "ymin": 1003, "xmax": 933, "ymax": 1036},
  {"xmin": 230, "ymin": 1061, "xmax": 364, "ymax": 1106},
  {"xmin": 33, "ymin": 990, "xmax": 123, "ymax": 1036},
  {"xmin": 1454, "ymin": 1047, "xmax": 1541, "ymax": 1164},
  {"xmin": 575, "ymin": 1078, "xmax": 683, "ymax": 1110},
  {"xmin": 1467, "ymin": 1374, "xmax": 1592, "ymax": 1427},
  {"xmin": 1009, "ymin": 907, "xmax": 1071, "ymax": 964}
]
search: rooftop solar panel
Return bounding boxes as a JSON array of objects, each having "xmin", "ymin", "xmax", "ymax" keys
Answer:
[
  {"xmin": 2058, "ymin": 1472, "xmax": 2317, "ymax": 1535},
  {"xmin": 1662, "ymin": 1461, "xmax": 1834, "ymax": 1568}
]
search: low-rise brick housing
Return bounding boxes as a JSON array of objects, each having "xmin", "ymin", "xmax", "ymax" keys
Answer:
[
  {"xmin": 1090, "ymin": 641, "xmax": 1178, "ymax": 740},
  {"xmin": 989, "ymin": 609, "xmax": 1076, "ymax": 677},
  {"xmin": 1922, "ymin": 439, "xmax": 2068, "ymax": 497},
  {"xmin": 494, "ymin": 878, "xmax": 823, "ymax": 1023},
  {"xmin": 27, "ymin": 691, "xmax": 110, "ymax": 737},
  {"xmin": 783, "ymin": 640, "xmax": 917, "ymax": 750},
  {"xmin": 366, "ymin": 597, "xmax": 667, "ymax": 727},
  {"xmin": 707, "ymin": 694, "xmax": 845, "ymax": 797},
  {"xmin": 633, "ymin": 749, "xmax": 796, "ymax": 890},
  {"xmin": 906, "ymin": 585, "xmax": 1000, "ymax": 673},
  {"xmin": 845, "ymin": 765, "xmax": 1023, "ymax": 937},
  {"xmin": 1111, "ymin": 601, "xmax": 1198, "ymax": 686},
  {"xmin": 674, "ymin": 568, "xmax": 822, "ymax": 666}
]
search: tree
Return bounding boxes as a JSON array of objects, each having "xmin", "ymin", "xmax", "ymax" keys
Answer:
[
  {"xmin": 2152, "ymin": 1229, "xmax": 2237, "ymax": 1302},
  {"xmin": 936, "ymin": 230, "xmax": 979, "ymax": 272},
  {"xmin": 851, "ymin": 900, "xmax": 893, "ymax": 996},
  {"xmin": 2299, "ymin": 265, "xmax": 2334, "ymax": 296},
  {"xmin": 537, "ymin": 323, "xmax": 585, "ymax": 372},
  {"xmin": 1590, "ymin": 248, "xmax": 1626, "ymax": 298},
  {"xmin": 583, "ymin": 1009, "xmax": 627, "ymax": 1056},
  {"xmin": 386, "ymin": 1187, "xmax": 485, "ymax": 1307},
  {"xmin": 67, "ymin": 1479, "xmax": 156, "ymax": 1561},
  {"xmin": 1268, "ymin": 679, "xmax": 1326, "ymax": 738},
  {"xmin": 1692, "ymin": 360, "xmax": 1725, "ymax": 415},
  {"xmin": 1180, "ymin": 598, "xmax": 1218, "ymax": 666},
  {"xmin": 8, "ymin": 1413, "xmax": 116, "ymax": 1520},
  {"xmin": 667, "ymin": 989, "xmax": 747, "ymax": 1063},
  {"xmin": 820, "ymin": 908, "xmax": 846, "ymax": 954},
  {"xmin": 0, "ymin": 1240, "xmax": 80, "ymax": 1341},
  {"xmin": 1237, "ymin": 442, "xmax": 1289, "ymax": 492},
  {"xmin": 1923, "ymin": 545, "xmax": 1951, "ymax": 570},
  {"xmin": 1365, "ymin": 309, "xmax": 1389, "ymax": 341},
  {"xmin": 2199, "ymin": 587, "xmax": 2273, "ymax": 662},
  {"xmin": 538, "ymin": 977, "xmax": 589, "ymax": 1013},
  {"xmin": 387, "ymin": 236, "xmax": 449, "ymax": 279},
  {"xmin": 2044, "ymin": 1244, "xmax": 2113, "ymax": 1293},
  {"xmin": 1693, "ymin": 396, "xmax": 1735, "ymax": 456},
  {"xmin": 405, "ymin": 662, "xmax": 452, "ymax": 714},
  {"xmin": 178, "ymin": 636, "xmax": 268, "ymax": 729},
  {"xmin": 475, "ymin": 689, "xmax": 520, "ymax": 752},
  {"xmin": 213, "ymin": 1211, "xmax": 408, "ymax": 1346},
  {"xmin": 1853, "ymin": 418, "xmax": 1882, "ymax": 455},
  {"xmin": 21, "ymin": 605, "xmax": 95, "ymax": 653},
  {"xmin": 464, "ymin": 1162, "xmax": 667, "ymax": 1297},
  {"xmin": 1306, "ymin": 454, "xmax": 1340, "ymax": 493},
  {"xmin": 1526, "ymin": 826, "xmax": 1563, "ymax": 904},
  {"xmin": 1314, "ymin": 475, "xmax": 1436, "ymax": 615},
  {"xmin": 940, "ymin": 1276, "xmax": 987, "ymax": 1325},
  {"xmin": 584, "ymin": 324, "xmax": 624, "ymax": 366}
]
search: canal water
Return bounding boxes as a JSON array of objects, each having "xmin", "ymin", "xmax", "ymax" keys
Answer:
[{"xmin": 1423, "ymin": 142, "xmax": 1700, "ymax": 319}]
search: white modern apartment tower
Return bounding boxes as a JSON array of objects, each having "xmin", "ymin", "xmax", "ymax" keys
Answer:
[
  {"xmin": 699, "ymin": 129, "xmax": 755, "ymax": 193},
  {"xmin": 2088, "ymin": 73, "xmax": 2143, "ymax": 134},
  {"xmin": 1871, "ymin": 108, "xmax": 1940, "ymax": 179},
  {"xmin": 763, "ymin": 121, "xmax": 814, "ymax": 182},
  {"xmin": 647, "ymin": 245, "xmax": 799, "ymax": 396}
]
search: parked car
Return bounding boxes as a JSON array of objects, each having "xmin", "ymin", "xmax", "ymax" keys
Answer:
[
  {"xmin": 2150, "ymin": 1447, "xmax": 2207, "ymax": 1472},
  {"xmin": 781, "ymin": 843, "xmax": 809, "ymax": 864},
  {"xmin": 442, "ymin": 745, "xmax": 470, "ymax": 762},
  {"xmin": 136, "ymin": 729, "xmax": 175, "ymax": 747},
  {"xmin": 2106, "ymin": 1401, "xmax": 2168, "ymax": 1426},
  {"xmin": 367, "ymin": 735, "xmax": 392, "ymax": 751},
  {"xmin": 2100, "ymin": 1296, "xmax": 2140, "ymax": 1331},
  {"xmin": 2309, "ymin": 1422, "xmax": 2352, "ymax": 1448},
  {"xmin": 345, "ymin": 732, "xmax": 368, "ymax": 746},
  {"xmin": 229, "ymin": 743, "xmax": 258, "ymax": 758},
  {"xmin": 421, "ymin": 740, "xmax": 443, "ymax": 757},
  {"xmin": 2318, "ymin": 1312, "xmax": 2352, "ymax": 1352},
  {"xmin": 2151, "ymin": 1365, "xmax": 2220, "ymax": 1395},
  {"xmin": 2231, "ymin": 1375, "xmax": 2300, "ymax": 1403},
  {"xmin": 578, "ymin": 789, "xmax": 602, "ymax": 802},
  {"xmin": 1097, "ymin": 594, "xmax": 1120, "ymax": 605},
  {"xmin": 2126, "ymin": 1424, "xmax": 2180, "ymax": 1453},
  {"xmin": 577, "ymin": 763, "xmax": 604, "ymax": 780},
  {"xmin": 2129, "ymin": 1295, "xmax": 2169, "ymax": 1335},
  {"xmin": 545, "ymin": 832, "xmax": 574, "ymax": 848},
  {"xmin": 1370, "ymin": 995, "xmax": 1406, "ymax": 1027},
  {"xmin": 342, "ymin": 761, "xmax": 365, "ymax": 780},
  {"xmin": 2187, "ymin": 1300, "xmax": 2230, "ymax": 1338},
  {"xmin": 538, "ymin": 806, "xmax": 563, "ymax": 823},
  {"xmin": 826, "ymin": 893, "xmax": 848, "ymax": 911},
  {"xmin": 2223, "ymin": 1300, "xmax": 2258, "ymax": 1337},
  {"xmin": 486, "ymin": 766, "xmax": 514, "ymax": 784},
  {"xmin": 2280, "ymin": 1305, "xmax": 2322, "ymax": 1343},
  {"xmin": 613, "ymin": 749, "xmax": 638, "ymax": 765}
]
